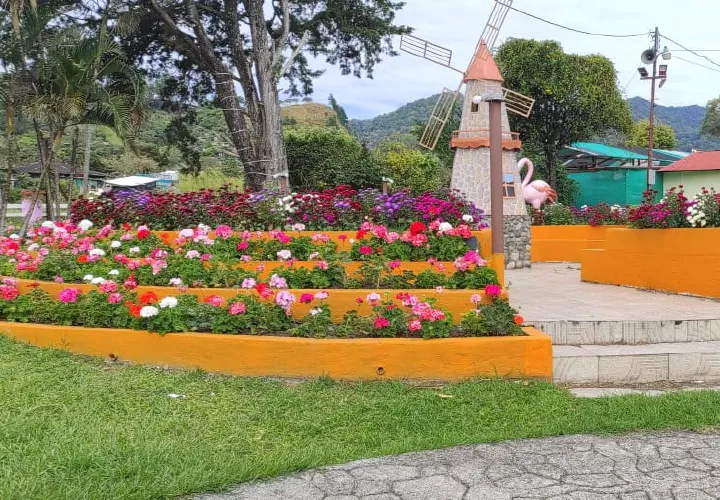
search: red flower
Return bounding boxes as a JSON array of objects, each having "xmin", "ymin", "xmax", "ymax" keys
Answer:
[
  {"xmin": 128, "ymin": 304, "xmax": 142, "ymax": 318},
  {"xmin": 137, "ymin": 228, "xmax": 151, "ymax": 240},
  {"xmin": 355, "ymin": 297, "xmax": 364, "ymax": 304},
  {"xmin": 77, "ymin": 255, "xmax": 89, "ymax": 263},
  {"xmin": 374, "ymin": 317, "xmax": 390, "ymax": 329},
  {"xmin": 139, "ymin": 291, "xmax": 158, "ymax": 305},
  {"xmin": 409, "ymin": 221, "xmax": 426, "ymax": 236},
  {"xmin": 255, "ymin": 283, "xmax": 272, "ymax": 299},
  {"xmin": 513, "ymin": 315, "xmax": 524, "ymax": 325},
  {"xmin": 356, "ymin": 229, "xmax": 367, "ymax": 239},
  {"xmin": 299, "ymin": 293, "xmax": 314, "ymax": 304},
  {"xmin": 122, "ymin": 223, "xmax": 132, "ymax": 231},
  {"xmin": 359, "ymin": 246, "xmax": 373, "ymax": 256}
]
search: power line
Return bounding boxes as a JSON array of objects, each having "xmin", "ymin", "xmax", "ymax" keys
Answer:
[
  {"xmin": 673, "ymin": 55, "xmax": 720, "ymax": 74},
  {"xmin": 507, "ymin": 5, "xmax": 649, "ymax": 38},
  {"xmin": 621, "ymin": 70, "xmax": 638, "ymax": 95},
  {"xmin": 660, "ymin": 32, "xmax": 720, "ymax": 69}
]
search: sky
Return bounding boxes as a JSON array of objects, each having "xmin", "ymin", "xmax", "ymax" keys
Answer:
[{"xmin": 304, "ymin": 0, "xmax": 720, "ymax": 120}]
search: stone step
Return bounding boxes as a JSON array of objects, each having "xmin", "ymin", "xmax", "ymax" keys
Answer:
[
  {"xmin": 553, "ymin": 341, "xmax": 720, "ymax": 385},
  {"xmin": 534, "ymin": 319, "xmax": 720, "ymax": 345}
]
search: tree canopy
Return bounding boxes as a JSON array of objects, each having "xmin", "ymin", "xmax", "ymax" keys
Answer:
[
  {"xmin": 495, "ymin": 39, "xmax": 633, "ymax": 187},
  {"xmin": 702, "ymin": 96, "xmax": 720, "ymax": 137},
  {"xmin": 626, "ymin": 119, "xmax": 678, "ymax": 150}
]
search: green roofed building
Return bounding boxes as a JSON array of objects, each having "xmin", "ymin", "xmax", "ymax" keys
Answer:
[{"xmin": 559, "ymin": 142, "xmax": 676, "ymax": 206}]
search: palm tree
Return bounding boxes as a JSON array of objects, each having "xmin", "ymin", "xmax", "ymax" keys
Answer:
[{"xmin": 19, "ymin": 27, "xmax": 147, "ymax": 235}]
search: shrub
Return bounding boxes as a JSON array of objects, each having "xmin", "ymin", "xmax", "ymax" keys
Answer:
[
  {"xmin": 628, "ymin": 188, "xmax": 692, "ymax": 228},
  {"xmin": 376, "ymin": 142, "xmax": 447, "ymax": 195},
  {"xmin": 541, "ymin": 203, "xmax": 574, "ymax": 225},
  {"xmin": 461, "ymin": 298, "xmax": 523, "ymax": 337},
  {"xmin": 284, "ymin": 127, "xmax": 381, "ymax": 190}
]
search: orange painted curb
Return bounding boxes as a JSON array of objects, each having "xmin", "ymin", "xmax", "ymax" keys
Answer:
[
  {"xmin": 228, "ymin": 260, "xmax": 467, "ymax": 278},
  {"xmin": 0, "ymin": 322, "xmax": 552, "ymax": 381},
  {"xmin": 15, "ymin": 279, "xmax": 503, "ymax": 324},
  {"xmin": 530, "ymin": 225, "xmax": 618, "ymax": 263},
  {"xmin": 580, "ymin": 228, "xmax": 720, "ymax": 298}
]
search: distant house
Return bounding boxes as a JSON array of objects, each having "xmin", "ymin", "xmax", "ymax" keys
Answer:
[
  {"xmin": 659, "ymin": 151, "xmax": 720, "ymax": 195},
  {"xmin": 104, "ymin": 175, "xmax": 158, "ymax": 194},
  {"xmin": 14, "ymin": 162, "xmax": 107, "ymax": 189}
]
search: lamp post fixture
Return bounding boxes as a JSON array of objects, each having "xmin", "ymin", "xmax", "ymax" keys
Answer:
[{"xmin": 637, "ymin": 27, "xmax": 670, "ymax": 192}]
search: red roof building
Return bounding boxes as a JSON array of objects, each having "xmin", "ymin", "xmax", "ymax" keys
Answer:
[
  {"xmin": 659, "ymin": 151, "xmax": 720, "ymax": 172},
  {"xmin": 660, "ymin": 151, "xmax": 720, "ymax": 195}
]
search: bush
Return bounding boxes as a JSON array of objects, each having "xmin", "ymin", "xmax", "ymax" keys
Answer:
[
  {"xmin": 540, "ymin": 203, "xmax": 574, "ymax": 225},
  {"xmin": 284, "ymin": 127, "xmax": 381, "ymax": 190},
  {"xmin": 628, "ymin": 188, "xmax": 692, "ymax": 228},
  {"xmin": 376, "ymin": 142, "xmax": 447, "ymax": 195}
]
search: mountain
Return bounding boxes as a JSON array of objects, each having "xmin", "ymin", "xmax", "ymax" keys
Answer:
[
  {"xmin": 349, "ymin": 94, "xmax": 720, "ymax": 152},
  {"xmin": 627, "ymin": 96, "xmax": 720, "ymax": 151}
]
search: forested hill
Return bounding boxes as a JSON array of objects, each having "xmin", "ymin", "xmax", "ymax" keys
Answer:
[{"xmin": 349, "ymin": 94, "xmax": 720, "ymax": 152}]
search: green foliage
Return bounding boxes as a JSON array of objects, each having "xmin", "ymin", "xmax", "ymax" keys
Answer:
[
  {"xmin": 409, "ymin": 99, "xmax": 461, "ymax": 168},
  {"xmin": 177, "ymin": 169, "xmax": 243, "ymax": 192},
  {"xmin": 496, "ymin": 39, "xmax": 633, "ymax": 188},
  {"xmin": 461, "ymin": 299, "xmax": 523, "ymax": 337},
  {"xmin": 375, "ymin": 142, "xmax": 447, "ymax": 194},
  {"xmin": 626, "ymin": 119, "xmax": 678, "ymax": 150},
  {"xmin": 702, "ymin": 96, "xmax": 720, "ymax": 137},
  {"xmin": 284, "ymin": 126, "xmax": 382, "ymax": 190},
  {"xmin": 328, "ymin": 94, "xmax": 349, "ymax": 128},
  {"xmin": 541, "ymin": 203, "xmax": 575, "ymax": 225}
]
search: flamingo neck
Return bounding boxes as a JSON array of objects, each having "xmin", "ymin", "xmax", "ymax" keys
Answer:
[{"xmin": 520, "ymin": 158, "xmax": 533, "ymax": 188}]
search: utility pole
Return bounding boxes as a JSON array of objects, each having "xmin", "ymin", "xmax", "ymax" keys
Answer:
[{"xmin": 646, "ymin": 27, "xmax": 660, "ymax": 191}]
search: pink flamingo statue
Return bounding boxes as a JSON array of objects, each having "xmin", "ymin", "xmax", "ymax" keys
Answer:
[{"xmin": 519, "ymin": 158, "xmax": 557, "ymax": 224}]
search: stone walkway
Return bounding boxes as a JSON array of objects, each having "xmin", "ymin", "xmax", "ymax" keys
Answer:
[
  {"xmin": 506, "ymin": 264, "xmax": 720, "ymax": 322},
  {"xmin": 196, "ymin": 430, "xmax": 720, "ymax": 499}
]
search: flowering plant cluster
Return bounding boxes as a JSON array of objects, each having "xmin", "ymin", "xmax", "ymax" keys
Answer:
[
  {"xmin": 0, "ymin": 220, "xmax": 497, "ymax": 290},
  {"xmin": 0, "ymin": 280, "xmax": 521, "ymax": 339},
  {"xmin": 70, "ymin": 185, "xmax": 485, "ymax": 231},
  {"xmin": 460, "ymin": 285, "xmax": 524, "ymax": 336},
  {"xmin": 628, "ymin": 187, "xmax": 700, "ymax": 229},
  {"xmin": 534, "ymin": 202, "xmax": 628, "ymax": 227}
]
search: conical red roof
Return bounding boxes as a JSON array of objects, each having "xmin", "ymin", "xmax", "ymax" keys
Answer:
[{"xmin": 464, "ymin": 42, "xmax": 504, "ymax": 83}]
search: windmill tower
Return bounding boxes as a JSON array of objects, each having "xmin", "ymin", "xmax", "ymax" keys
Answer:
[{"xmin": 400, "ymin": 0, "xmax": 534, "ymax": 269}]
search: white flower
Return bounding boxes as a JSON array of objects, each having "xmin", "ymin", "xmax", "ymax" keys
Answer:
[
  {"xmin": 277, "ymin": 249, "xmax": 292, "ymax": 260},
  {"xmin": 110, "ymin": 240, "xmax": 122, "ymax": 249},
  {"xmin": 89, "ymin": 248, "xmax": 106, "ymax": 257},
  {"xmin": 438, "ymin": 222, "xmax": 453, "ymax": 233},
  {"xmin": 139, "ymin": 306, "xmax": 159, "ymax": 318},
  {"xmin": 179, "ymin": 228, "xmax": 194, "ymax": 238},
  {"xmin": 158, "ymin": 296, "xmax": 178, "ymax": 309},
  {"xmin": 169, "ymin": 278, "xmax": 183, "ymax": 286},
  {"xmin": 9, "ymin": 234, "xmax": 19, "ymax": 240},
  {"xmin": 382, "ymin": 176, "xmax": 394, "ymax": 184},
  {"xmin": 701, "ymin": 220, "xmax": 707, "ymax": 227},
  {"xmin": 78, "ymin": 219, "xmax": 93, "ymax": 232},
  {"xmin": 83, "ymin": 274, "xmax": 94, "ymax": 282},
  {"xmin": 41, "ymin": 221, "xmax": 56, "ymax": 229},
  {"xmin": 462, "ymin": 214, "xmax": 474, "ymax": 223},
  {"xmin": 108, "ymin": 269, "xmax": 120, "ymax": 276},
  {"xmin": 198, "ymin": 223, "xmax": 210, "ymax": 232},
  {"xmin": 91, "ymin": 277, "xmax": 106, "ymax": 285},
  {"xmin": 129, "ymin": 246, "xmax": 140, "ymax": 254}
]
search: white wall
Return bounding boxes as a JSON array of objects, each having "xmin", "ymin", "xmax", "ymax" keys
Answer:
[{"xmin": 662, "ymin": 171, "xmax": 720, "ymax": 196}]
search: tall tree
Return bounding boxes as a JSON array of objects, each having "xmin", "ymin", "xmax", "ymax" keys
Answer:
[
  {"xmin": 702, "ymin": 96, "xmax": 720, "ymax": 137},
  {"xmin": 118, "ymin": 0, "xmax": 410, "ymax": 190},
  {"xmin": 626, "ymin": 119, "xmax": 678, "ymax": 150},
  {"xmin": 495, "ymin": 39, "xmax": 632, "ymax": 187},
  {"xmin": 328, "ymin": 94, "xmax": 348, "ymax": 127}
]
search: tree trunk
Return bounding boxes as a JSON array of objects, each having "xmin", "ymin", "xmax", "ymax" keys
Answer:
[
  {"xmin": 0, "ymin": 98, "xmax": 16, "ymax": 233},
  {"xmin": 256, "ymin": 75, "xmax": 287, "ymax": 189},
  {"xmin": 52, "ymin": 156, "xmax": 62, "ymax": 219},
  {"xmin": 20, "ymin": 132, "xmax": 64, "ymax": 237},
  {"xmin": 82, "ymin": 124, "xmax": 93, "ymax": 194}
]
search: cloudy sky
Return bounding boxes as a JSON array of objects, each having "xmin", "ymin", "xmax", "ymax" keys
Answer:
[{"xmin": 305, "ymin": 0, "xmax": 720, "ymax": 120}]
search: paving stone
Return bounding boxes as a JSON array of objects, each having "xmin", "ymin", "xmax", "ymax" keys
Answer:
[
  {"xmin": 194, "ymin": 431, "xmax": 720, "ymax": 499},
  {"xmin": 392, "ymin": 475, "xmax": 466, "ymax": 499}
]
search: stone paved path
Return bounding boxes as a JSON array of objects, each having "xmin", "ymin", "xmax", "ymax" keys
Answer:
[{"xmin": 196, "ymin": 430, "xmax": 720, "ymax": 499}]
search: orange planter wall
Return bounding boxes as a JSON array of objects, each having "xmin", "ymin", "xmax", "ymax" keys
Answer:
[
  {"xmin": 530, "ymin": 225, "xmax": 616, "ymax": 263},
  {"xmin": 0, "ymin": 321, "xmax": 552, "ymax": 381},
  {"xmin": 228, "ymin": 260, "xmax": 464, "ymax": 278},
  {"xmin": 581, "ymin": 228, "xmax": 720, "ymax": 298},
  {"xmin": 16, "ymin": 279, "xmax": 500, "ymax": 324}
]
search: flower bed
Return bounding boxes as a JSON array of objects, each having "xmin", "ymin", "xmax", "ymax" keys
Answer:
[
  {"xmin": 70, "ymin": 186, "xmax": 486, "ymax": 231},
  {"xmin": 0, "ymin": 322, "xmax": 551, "ymax": 380},
  {"xmin": 628, "ymin": 187, "xmax": 720, "ymax": 229},
  {"xmin": 581, "ymin": 227, "xmax": 720, "ymax": 299},
  {"xmin": 1, "ymin": 221, "xmax": 498, "ymax": 290},
  {"xmin": 533, "ymin": 203, "xmax": 628, "ymax": 227}
]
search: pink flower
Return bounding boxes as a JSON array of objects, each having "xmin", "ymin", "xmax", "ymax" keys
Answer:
[
  {"xmin": 309, "ymin": 307, "xmax": 322, "ymax": 316},
  {"xmin": 123, "ymin": 277, "xmax": 138, "ymax": 290},
  {"xmin": 229, "ymin": 302, "xmax": 247, "ymax": 315},
  {"xmin": 200, "ymin": 253, "xmax": 211, "ymax": 262},
  {"xmin": 204, "ymin": 295, "xmax": 224, "ymax": 307},
  {"xmin": 300, "ymin": 293, "xmax": 314, "ymax": 304},
  {"xmin": 408, "ymin": 319, "xmax": 422, "ymax": 332},
  {"xmin": 366, "ymin": 292, "xmax": 381, "ymax": 305},
  {"xmin": 275, "ymin": 290, "xmax": 296, "ymax": 312},
  {"xmin": 237, "ymin": 240, "xmax": 249, "ymax": 251},
  {"xmin": 151, "ymin": 248, "xmax": 168, "ymax": 259},
  {"xmin": 99, "ymin": 281, "xmax": 118, "ymax": 293},
  {"xmin": 314, "ymin": 291, "xmax": 329, "ymax": 301},
  {"xmin": 241, "ymin": 278, "xmax": 257, "ymax": 289},
  {"xmin": 277, "ymin": 249, "xmax": 292, "ymax": 260},
  {"xmin": 108, "ymin": 293, "xmax": 123, "ymax": 304},
  {"xmin": 470, "ymin": 293, "xmax": 482, "ymax": 305},
  {"xmin": 185, "ymin": 250, "xmax": 200, "ymax": 259},
  {"xmin": 316, "ymin": 260, "xmax": 329, "ymax": 270},
  {"xmin": 308, "ymin": 252, "xmax": 320, "ymax": 260},
  {"xmin": 59, "ymin": 288, "xmax": 81, "ymax": 303},
  {"xmin": 435, "ymin": 286, "xmax": 444, "ymax": 294},
  {"xmin": 215, "ymin": 225, "xmax": 233, "ymax": 239},
  {"xmin": 269, "ymin": 274, "xmax": 288, "ymax": 289},
  {"xmin": 374, "ymin": 317, "xmax": 390, "ymax": 329},
  {"xmin": 359, "ymin": 246, "xmax": 373, "ymax": 256},
  {"xmin": 338, "ymin": 234, "xmax": 347, "ymax": 241},
  {"xmin": 54, "ymin": 276, "xmax": 64, "ymax": 283},
  {"xmin": 485, "ymin": 284, "xmax": 502, "ymax": 297},
  {"xmin": 388, "ymin": 260, "xmax": 401, "ymax": 270}
]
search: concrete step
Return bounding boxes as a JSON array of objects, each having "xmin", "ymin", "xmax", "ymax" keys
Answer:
[
  {"xmin": 535, "ymin": 319, "xmax": 720, "ymax": 345},
  {"xmin": 553, "ymin": 341, "xmax": 720, "ymax": 385}
]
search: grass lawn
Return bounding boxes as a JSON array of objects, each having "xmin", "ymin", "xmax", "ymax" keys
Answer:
[{"xmin": 2, "ymin": 336, "xmax": 720, "ymax": 499}]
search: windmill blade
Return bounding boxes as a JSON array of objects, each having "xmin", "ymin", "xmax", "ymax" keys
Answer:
[
  {"xmin": 502, "ymin": 87, "xmax": 535, "ymax": 118},
  {"xmin": 474, "ymin": 0, "xmax": 513, "ymax": 61},
  {"xmin": 419, "ymin": 83, "xmax": 461, "ymax": 150},
  {"xmin": 400, "ymin": 34, "xmax": 463, "ymax": 73}
]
